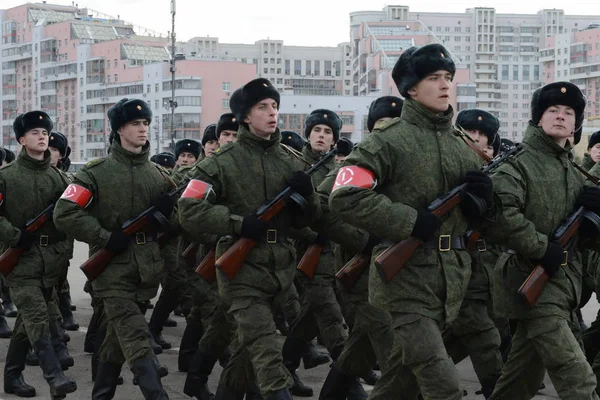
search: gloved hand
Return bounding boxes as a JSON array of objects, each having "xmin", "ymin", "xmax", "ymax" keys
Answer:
[
  {"xmin": 287, "ymin": 171, "xmax": 314, "ymax": 198},
  {"xmin": 577, "ymin": 186, "xmax": 600, "ymax": 214},
  {"xmin": 462, "ymin": 170, "xmax": 494, "ymax": 208},
  {"xmin": 16, "ymin": 229, "xmax": 37, "ymax": 250},
  {"xmin": 153, "ymin": 193, "xmax": 175, "ymax": 219},
  {"xmin": 241, "ymin": 215, "xmax": 269, "ymax": 241},
  {"xmin": 410, "ymin": 210, "xmax": 442, "ymax": 242},
  {"xmin": 534, "ymin": 241, "xmax": 564, "ymax": 278},
  {"xmin": 363, "ymin": 233, "xmax": 381, "ymax": 254},
  {"xmin": 314, "ymin": 233, "xmax": 328, "ymax": 246},
  {"xmin": 105, "ymin": 231, "xmax": 130, "ymax": 254}
]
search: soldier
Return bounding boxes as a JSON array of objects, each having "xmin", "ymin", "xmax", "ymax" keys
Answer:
[
  {"xmin": 487, "ymin": 82, "xmax": 600, "ymax": 399},
  {"xmin": 53, "ymin": 98, "xmax": 174, "ymax": 399},
  {"xmin": 456, "ymin": 109, "xmax": 500, "ymax": 159},
  {"xmin": 281, "ymin": 130, "xmax": 307, "ymax": 152},
  {"xmin": 1, "ymin": 147, "xmax": 17, "ymax": 319},
  {"xmin": 2, "ymin": 111, "xmax": 77, "ymax": 399},
  {"xmin": 329, "ymin": 44, "xmax": 498, "ymax": 399},
  {"xmin": 217, "ymin": 113, "xmax": 239, "ymax": 147},
  {"xmin": 3, "ymin": 148, "xmax": 16, "ymax": 164},
  {"xmin": 178, "ymin": 77, "xmax": 320, "ymax": 399},
  {"xmin": 335, "ymin": 137, "xmax": 354, "ymax": 164},
  {"xmin": 367, "ymin": 95, "xmax": 403, "ymax": 133},
  {"xmin": 175, "ymin": 138, "xmax": 201, "ymax": 169},
  {"xmin": 201, "ymin": 124, "xmax": 219, "ymax": 158},
  {"xmin": 150, "ymin": 152, "xmax": 176, "ymax": 171}
]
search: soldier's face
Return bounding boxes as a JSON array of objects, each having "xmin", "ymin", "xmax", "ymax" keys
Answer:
[
  {"xmin": 177, "ymin": 151, "xmax": 197, "ymax": 166},
  {"xmin": 118, "ymin": 119, "xmax": 149, "ymax": 149},
  {"xmin": 309, "ymin": 124, "xmax": 335, "ymax": 153},
  {"xmin": 203, "ymin": 140, "xmax": 219, "ymax": 157},
  {"xmin": 335, "ymin": 154, "xmax": 347, "ymax": 164},
  {"xmin": 408, "ymin": 70, "xmax": 452, "ymax": 113},
  {"xmin": 49, "ymin": 146, "xmax": 61, "ymax": 167},
  {"xmin": 245, "ymin": 99, "xmax": 279, "ymax": 139},
  {"xmin": 538, "ymin": 105, "xmax": 576, "ymax": 145},
  {"xmin": 590, "ymin": 143, "xmax": 600, "ymax": 163},
  {"xmin": 19, "ymin": 128, "xmax": 49, "ymax": 153},
  {"xmin": 464, "ymin": 129, "xmax": 494, "ymax": 156},
  {"xmin": 219, "ymin": 130, "xmax": 238, "ymax": 146}
]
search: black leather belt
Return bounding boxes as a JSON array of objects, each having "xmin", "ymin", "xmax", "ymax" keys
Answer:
[
  {"xmin": 38, "ymin": 235, "xmax": 64, "ymax": 247},
  {"xmin": 505, "ymin": 249, "xmax": 574, "ymax": 266},
  {"xmin": 133, "ymin": 232, "xmax": 157, "ymax": 245},
  {"xmin": 423, "ymin": 235, "xmax": 467, "ymax": 252},
  {"xmin": 264, "ymin": 229, "xmax": 287, "ymax": 244}
]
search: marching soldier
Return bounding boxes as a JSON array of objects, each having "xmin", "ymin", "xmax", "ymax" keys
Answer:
[
  {"xmin": 487, "ymin": 82, "xmax": 600, "ymax": 399},
  {"xmin": 53, "ymin": 98, "xmax": 175, "ymax": 399},
  {"xmin": 217, "ymin": 113, "xmax": 239, "ymax": 147},
  {"xmin": 151, "ymin": 152, "xmax": 176, "ymax": 171},
  {"xmin": 2, "ymin": 111, "xmax": 77, "ymax": 399},
  {"xmin": 334, "ymin": 137, "xmax": 354, "ymax": 164},
  {"xmin": 175, "ymin": 138, "xmax": 202, "ymax": 168},
  {"xmin": 329, "ymin": 44, "xmax": 498, "ymax": 399},
  {"xmin": 178, "ymin": 78, "xmax": 320, "ymax": 399},
  {"xmin": 201, "ymin": 124, "xmax": 219, "ymax": 158}
]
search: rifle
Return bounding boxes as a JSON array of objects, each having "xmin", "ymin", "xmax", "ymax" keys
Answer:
[
  {"xmin": 518, "ymin": 165, "xmax": 600, "ymax": 307},
  {"xmin": 375, "ymin": 144, "xmax": 523, "ymax": 283},
  {"xmin": 195, "ymin": 248, "xmax": 216, "ymax": 283},
  {"xmin": 80, "ymin": 181, "xmax": 188, "ymax": 282},
  {"xmin": 0, "ymin": 202, "xmax": 56, "ymax": 277},
  {"xmin": 215, "ymin": 147, "xmax": 337, "ymax": 280},
  {"xmin": 296, "ymin": 242, "xmax": 325, "ymax": 279},
  {"xmin": 335, "ymin": 252, "xmax": 371, "ymax": 291},
  {"xmin": 183, "ymin": 241, "xmax": 201, "ymax": 268}
]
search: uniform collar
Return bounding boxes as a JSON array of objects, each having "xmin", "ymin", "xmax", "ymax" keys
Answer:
[
  {"xmin": 522, "ymin": 123, "xmax": 572, "ymax": 159},
  {"xmin": 401, "ymin": 98, "xmax": 454, "ymax": 132},
  {"xmin": 582, "ymin": 153, "xmax": 597, "ymax": 172},
  {"xmin": 16, "ymin": 147, "xmax": 51, "ymax": 170},
  {"xmin": 109, "ymin": 140, "xmax": 150, "ymax": 165},
  {"xmin": 237, "ymin": 125, "xmax": 281, "ymax": 152}
]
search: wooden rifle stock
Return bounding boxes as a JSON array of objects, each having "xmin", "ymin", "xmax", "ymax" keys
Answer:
[
  {"xmin": 374, "ymin": 144, "xmax": 523, "ymax": 283},
  {"xmin": 183, "ymin": 242, "xmax": 201, "ymax": 268},
  {"xmin": 296, "ymin": 243, "xmax": 324, "ymax": 279},
  {"xmin": 336, "ymin": 253, "xmax": 371, "ymax": 291},
  {"xmin": 0, "ymin": 202, "xmax": 55, "ymax": 277},
  {"xmin": 195, "ymin": 248, "xmax": 216, "ymax": 283},
  {"xmin": 215, "ymin": 147, "xmax": 337, "ymax": 280},
  {"xmin": 466, "ymin": 230, "xmax": 482, "ymax": 252}
]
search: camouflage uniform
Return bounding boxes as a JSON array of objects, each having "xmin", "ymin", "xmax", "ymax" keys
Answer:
[
  {"xmin": 487, "ymin": 124, "xmax": 599, "ymax": 399},
  {"xmin": 178, "ymin": 125, "xmax": 320, "ymax": 396},
  {"xmin": 329, "ymin": 99, "xmax": 492, "ymax": 400}
]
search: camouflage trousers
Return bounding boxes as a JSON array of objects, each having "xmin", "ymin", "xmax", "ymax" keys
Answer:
[
  {"xmin": 491, "ymin": 316, "xmax": 598, "ymax": 400},
  {"xmin": 369, "ymin": 313, "xmax": 463, "ymax": 400},
  {"xmin": 10, "ymin": 286, "xmax": 59, "ymax": 343},
  {"xmin": 281, "ymin": 281, "xmax": 301, "ymax": 325},
  {"xmin": 444, "ymin": 297, "xmax": 503, "ymax": 392},
  {"xmin": 156, "ymin": 240, "xmax": 195, "ymax": 315},
  {"xmin": 583, "ymin": 309, "xmax": 600, "ymax": 395},
  {"xmin": 99, "ymin": 296, "xmax": 154, "ymax": 366}
]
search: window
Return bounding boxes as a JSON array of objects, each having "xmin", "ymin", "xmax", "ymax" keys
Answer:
[
  {"xmin": 147, "ymin": 84, "xmax": 151, "ymax": 93},
  {"xmin": 455, "ymin": 36, "xmax": 461, "ymax": 42},
  {"xmin": 285, "ymin": 60, "xmax": 290, "ymax": 75},
  {"xmin": 534, "ymin": 65, "xmax": 539, "ymax": 81},
  {"xmin": 306, "ymin": 60, "xmax": 312, "ymax": 75},
  {"xmin": 436, "ymin": 27, "xmax": 441, "ymax": 32},
  {"xmin": 502, "ymin": 65, "xmax": 509, "ymax": 80},
  {"xmin": 314, "ymin": 61, "xmax": 320, "ymax": 76},
  {"xmin": 523, "ymin": 65, "xmax": 530, "ymax": 80},
  {"xmin": 294, "ymin": 60, "xmax": 301, "ymax": 75},
  {"xmin": 155, "ymin": 100, "xmax": 159, "ymax": 109},
  {"xmin": 445, "ymin": 27, "xmax": 450, "ymax": 32},
  {"xmin": 114, "ymin": 74, "xmax": 118, "ymax": 82},
  {"xmin": 222, "ymin": 82, "xmax": 231, "ymax": 92},
  {"xmin": 222, "ymin": 98, "xmax": 229, "ymax": 108},
  {"xmin": 325, "ymin": 61, "xmax": 332, "ymax": 76},
  {"xmin": 155, "ymin": 83, "xmax": 159, "ymax": 92},
  {"xmin": 513, "ymin": 65, "xmax": 519, "ymax": 80}
]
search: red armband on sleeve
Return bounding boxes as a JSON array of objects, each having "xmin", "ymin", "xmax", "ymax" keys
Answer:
[
  {"xmin": 181, "ymin": 179, "xmax": 214, "ymax": 200},
  {"xmin": 60, "ymin": 184, "xmax": 93, "ymax": 208},
  {"xmin": 332, "ymin": 166, "xmax": 376, "ymax": 192}
]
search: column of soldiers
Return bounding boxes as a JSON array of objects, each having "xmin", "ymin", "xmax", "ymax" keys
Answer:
[{"xmin": 3, "ymin": 41, "xmax": 600, "ymax": 400}]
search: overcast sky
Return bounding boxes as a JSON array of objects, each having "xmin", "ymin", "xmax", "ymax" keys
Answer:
[{"xmin": 4, "ymin": 0, "xmax": 600, "ymax": 46}]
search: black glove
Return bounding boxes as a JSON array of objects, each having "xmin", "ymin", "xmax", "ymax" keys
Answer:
[
  {"xmin": 153, "ymin": 193, "xmax": 175, "ymax": 219},
  {"xmin": 314, "ymin": 233, "xmax": 328, "ymax": 246},
  {"xmin": 462, "ymin": 170, "xmax": 494, "ymax": 208},
  {"xmin": 534, "ymin": 241, "xmax": 564, "ymax": 278},
  {"xmin": 16, "ymin": 229, "xmax": 36, "ymax": 250},
  {"xmin": 577, "ymin": 186, "xmax": 600, "ymax": 214},
  {"xmin": 287, "ymin": 171, "xmax": 314, "ymax": 198},
  {"xmin": 105, "ymin": 231, "xmax": 130, "ymax": 254},
  {"xmin": 363, "ymin": 233, "xmax": 381, "ymax": 254},
  {"xmin": 410, "ymin": 210, "xmax": 442, "ymax": 242},
  {"xmin": 240, "ymin": 215, "xmax": 269, "ymax": 241}
]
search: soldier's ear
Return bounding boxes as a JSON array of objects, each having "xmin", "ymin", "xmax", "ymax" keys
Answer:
[{"xmin": 407, "ymin": 86, "xmax": 417, "ymax": 97}]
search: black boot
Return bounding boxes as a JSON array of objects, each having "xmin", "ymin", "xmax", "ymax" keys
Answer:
[
  {"xmin": 133, "ymin": 356, "xmax": 168, "ymax": 386},
  {"xmin": 347, "ymin": 378, "xmax": 368, "ymax": 400},
  {"xmin": 174, "ymin": 305, "xmax": 183, "ymax": 317},
  {"xmin": 283, "ymin": 336, "xmax": 314, "ymax": 397},
  {"xmin": 34, "ymin": 336, "xmax": 77, "ymax": 397},
  {"xmin": 163, "ymin": 316, "xmax": 177, "ymax": 327},
  {"xmin": 25, "ymin": 348, "xmax": 38, "ymax": 366},
  {"xmin": 58, "ymin": 292, "xmax": 79, "ymax": 331},
  {"xmin": 178, "ymin": 320, "xmax": 204, "ymax": 372},
  {"xmin": 148, "ymin": 332, "xmax": 164, "ymax": 354},
  {"xmin": 289, "ymin": 370, "xmax": 313, "ymax": 397},
  {"xmin": 130, "ymin": 356, "xmax": 169, "ymax": 400},
  {"xmin": 246, "ymin": 380, "xmax": 264, "ymax": 400},
  {"xmin": 3, "ymin": 300, "xmax": 17, "ymax": 317},
  {"xmin": 264, "ymin": 388, "xmax": 292, "ymax": 400},
  {"xmin": 274, "ymin": 309, "xmax": 289, "ymax": 336},
  {"xmin": 85, "ymin": 308, "xmax": 102, "ymax": 354},
  {"xmin": 50, "ymin": 320, "xmax": 74, "ymax": 370},
  {"xmin": 0, "ymin": 308, "xmax": 12, "ymax": 338},
  {"xmin": 219, "ymin": 345, "xmax": 231, "ymax": 368},
  {"xmin": 360, "ymin": 369, "xmax": 379, "ymax": 386},
  {"xmin": 4, "ymin": 337, "xmax": 36, "ymax": 397},
  {"xmin": 302, "ymin": 342, "xmax": 330, "ymax": 369},
  {"xmin": 92, "ymin": 361, "xmax": 122, "ymax": 400},
  {"xmin": 148, "ymin": 293, "xmax": 177, "ymax": 350},
  {"xmin": 319, "ymin": 364, "xmax": 353, "ymax": 400},
  {"xmin": 183, "ymin": 350, "xmax": 217, "ymax": 399},
  {"xmin": 214, "ymin": 381, "xmax": 244, "ymax": 400}
]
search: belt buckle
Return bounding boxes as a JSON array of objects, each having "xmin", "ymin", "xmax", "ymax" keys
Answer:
[
  {"xmin": 562, "ymin": 250, "xmax": 569, "ymax": 266},
  {"xmin": 39, "ymin": 234, "xmax": 49, "ymax": 247},
  {"xmin": 266, "ymin": 229, "xmax": 277, "ymax": 244},
  {"xmin": 476, "ymin": 239, "xmax": 487, "ymax": 252},
  {"xmin": 136, "ymin": 232, "xmax": 146, "ymax": 245},
  {"xmin": 438, "ymin": 235, "xmax": 451, "ymax": 252}
]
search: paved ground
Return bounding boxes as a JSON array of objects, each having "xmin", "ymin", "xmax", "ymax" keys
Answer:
[{"xmin": 1, "ymin": 241, "xmax": 594, "ymax": 399}]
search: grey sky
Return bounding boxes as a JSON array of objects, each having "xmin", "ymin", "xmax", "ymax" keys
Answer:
[{"xmin": 4, "ymin": 0, "xmax": 600, "ymax": 46}]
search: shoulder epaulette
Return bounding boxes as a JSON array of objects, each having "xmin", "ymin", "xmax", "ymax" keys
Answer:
[
  {"xmin": 373, "ymin": 117, "xmax": 402, "ymax": 131},
  {"xmin": 85, "ymin": 158, "xmax": 107, "ymax": 169},
  {"xmin": 213, "ymin": 142, "xmax": 234, "ymax": 156}
]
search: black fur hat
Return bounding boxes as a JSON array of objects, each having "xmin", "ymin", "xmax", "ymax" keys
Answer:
[
  {"xmin": 304, "ymin": 109, "xmax": 342, "ymax": 142},
  {"xmin": 589, "ymin": 131, "xmax": 600, "ymax": 150},
  {"xmin": 216, "ymin": 113, "xmax": 240, "ymax": 138},
  {"xmin": 392, "ymin": 44, "xmax": 455, "ymax": 98},
  {"xmin": 281, "ymin": 130, "xmax": 306, "ymax": 152},
  {"xmin": 229, "ymin": 78, "xmax": 280, "ymax": 123},
  {"xmin": 456, "ymin": 109, "xmax": 500, "ymax": 155},
  {"xmin": 151, "ymin": 152, "xmax": 176, "ymax": 168},
  {"xmin": 48, "ymin": 131, "xmax": 69, "ymax": 157},
  {"xmin": 174, "ymin": 139, "xmax": 201, "ymax": 159},
  {"xmin": 3, "ymin": 148, "xmax": 15, "ymax": 163},
  {"xmin": 107, "ymin": 98, "xmax": 152, "ymax": 136},
  {"xmin": 336, "ymin": 137, "xmax": 354, "ymax": 157},
  {"xmin": 202, "ymin": 124, "xmax": 218, "ymax": 147},
  {"xmin": 500, "ymin": 138, "xmax": 515, "ymax": 153},
  {"xmin": 368, "ymin": 96, "xmax": 404, "ymax": 132},
  {"xmin": 13, "ymin": 111, "xmax": 53, "ymax": 141},
  {"xmin": 531, "ymin": 82, "xmax": 586, "ymax": 145}
]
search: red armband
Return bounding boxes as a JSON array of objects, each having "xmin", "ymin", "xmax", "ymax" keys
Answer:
[
  {"xmin": 181, "ymin": 179, "xmax": 214, "ymax": 200},
  {"xmin": 332, "ymin": 166, "xmax": 376, "ymax": 192},
  {"xmin": 60, "ymin": 184, "xmax": 93, "ymax": 208},
  {"xmin": 0, "ymin": 193, "xmax": 4, "ymax": 206}
]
